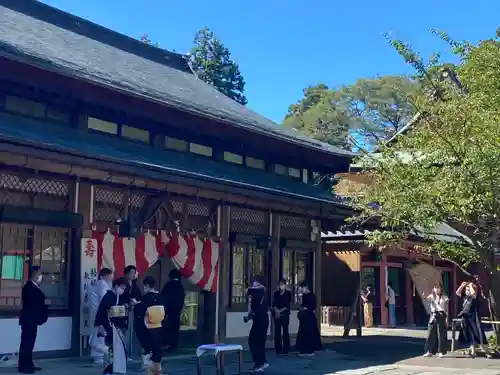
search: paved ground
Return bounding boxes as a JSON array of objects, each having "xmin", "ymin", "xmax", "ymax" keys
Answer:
[{"xmin": 1, "ymin": 328, "xmax": 499, "ymax": 374}]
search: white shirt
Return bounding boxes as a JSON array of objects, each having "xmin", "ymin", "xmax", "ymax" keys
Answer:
[
  {"xmin": 90, "ymin": 279, "xmax": 111, "ymax": 320},
  {"xmin": 387, "ymin": 287, "xmax": 396, "ymax": 305},
  {"xmin": 429, "ymin": 294, "xmax": 449, "ymax": 313}
]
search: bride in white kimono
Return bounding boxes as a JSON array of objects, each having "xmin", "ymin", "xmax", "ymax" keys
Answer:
[{"xmin": 90, "ymin": 268, "xmax": 113, "ymax": 364}]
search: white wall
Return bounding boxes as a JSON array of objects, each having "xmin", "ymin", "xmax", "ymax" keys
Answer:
[
  {"xmin": 0, "ymin": 317, "xmax": 72, "ymax": 355},
  {"xmin": 225, "ymin": 311, "xmax": 300, "ymax": 338},
  {"xmin": 288, "ymin": 310, "xmax": 300, "ymax": 334}
]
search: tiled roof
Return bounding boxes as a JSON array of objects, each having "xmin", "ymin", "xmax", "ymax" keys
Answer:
[{"xmin": 0, "ymin": 1, "xmax": 356, "ymax": 158}]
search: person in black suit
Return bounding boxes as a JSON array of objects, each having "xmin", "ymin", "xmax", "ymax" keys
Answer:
[
  {"xmin": 160, "ymin": 269, "xmax": 185, "ymax": 352},
  {"xmin": 272, "ymin": 278, "xmax": 292, "ymax": 354},
  {"xmin": 122, "ymin": 265, "xmax": 142, "ymax": 303},
  {"xmin": 18, "ymin": 267, "xmax": 49, "ymax": 374}
]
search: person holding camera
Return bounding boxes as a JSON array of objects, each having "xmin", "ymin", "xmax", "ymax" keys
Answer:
[{"xmin": 244, "ymin": 275, "xmax": 270, "ymax": 372}]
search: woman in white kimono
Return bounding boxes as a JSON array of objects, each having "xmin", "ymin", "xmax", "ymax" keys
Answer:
[{"xmin": 90, "ymin": 268, "xmax": 113, "ymax": 364}]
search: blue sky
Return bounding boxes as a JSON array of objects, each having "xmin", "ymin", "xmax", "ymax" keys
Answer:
[{"xmin": 41, "ymin": 0, "xmax": 499, "ymax": 123}]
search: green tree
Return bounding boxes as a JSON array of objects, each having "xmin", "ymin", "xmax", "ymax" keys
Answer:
[
  {"xmin": 283, "ymin": 76, "xmax": 417, "ymax": 149},
  {"xmin": 283, "ymin": 85, "xmax": 350, "ymax": 148},
  {"xmin": 354, "ymin": 30, "xmax": 500, "ymax": 339},
  {"xmin": 341, "ymin": 76, "xmax": 417, "ymax": 145},
  {"xmin": 190, "ymin": 27, "xmax": 247, "ymax": 105}
]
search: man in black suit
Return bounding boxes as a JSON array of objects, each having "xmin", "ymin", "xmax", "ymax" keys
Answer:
[
  {"xmin": 18, "ymin": 267, "xmax": 49, "ymax": 374},
  {"xmin": 123, "ymin": 265, "xmax": 142, "ymax": 303},
  {"xmin": 160, "ymin": 269, "xmax": 185, "ymax": 352}
]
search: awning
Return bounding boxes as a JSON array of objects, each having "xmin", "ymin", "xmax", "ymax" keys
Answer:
[{"xmin": 322, "ymin": 222, "xmax": 473, "ymax": 245}]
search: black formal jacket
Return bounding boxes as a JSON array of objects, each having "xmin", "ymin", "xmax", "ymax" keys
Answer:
[
  {"xmin": 160, "ymin": 279, "xmax": 185, "ymax": 317},
  {"xmin": 19, "ymin": 281, "xmax": 48, "ymax": 327},
  {"xmin": 121, "ymin": 279, "xmax": 142, "ymax": 304}
]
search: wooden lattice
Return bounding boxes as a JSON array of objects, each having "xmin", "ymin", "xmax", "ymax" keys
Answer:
[
  {"xmin": 0, "ymin": 172, "xmax": 71, "ymax": 211},
  {"xmin": 280, "ymin": 215, "xmax": 310, "ymax": 240},
  {"xmin": 94, "ymin": 189, "xmax": 214, "ymax": 233},
  {"xmin": 94, "ymin": 187, "xmax": 148, "ymax": 223},
  {"xmin": 230, "ymin": 207, "xmax": 268, "ymax": 235}
]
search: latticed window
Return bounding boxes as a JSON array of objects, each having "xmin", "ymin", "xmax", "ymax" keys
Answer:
[
  {"xmin": 94, "ymin": 187, "xmax": 148, "ymax": 224},
  {"xmin": 0, "ymin": 172, "xmax": 71, "ymax": 211},
  {"xmin": 0, "ymin": 224, "xmax": 69, "ymax": 310},
  {"xmin": 281, "ymin": 249, "xmax": 314, "ymax": 304},
  {"xmin": 230, "ymin": 207, "xmax": 268, "ymax": 236},
  {"xmin": 94, "ymin": 190, "xmax": 214, "ymax": 234},
  {"xmin": 230, "ymin": 242, "xmax": 267, "ymax": 306},
  {"xmin": 280, "ymin": 215, "xmax": 310, "ymax": 240}
]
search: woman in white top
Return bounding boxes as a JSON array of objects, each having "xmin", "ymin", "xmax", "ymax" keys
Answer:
[
  {"xmin": 89, "ymin": 268, "xmax": 114, "ymax": 364},
  {"xmin": 423, "ymin": 282, "xmax": 449, "ymax": 358}
]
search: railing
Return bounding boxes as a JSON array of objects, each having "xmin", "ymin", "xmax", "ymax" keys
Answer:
[
  {"xmin": 451, "ymin": 318, "xmax": 500, "ymax": 351},
  {"xmin": 321, "ymin": 306, "xmax": 352, "ymax": 327}
]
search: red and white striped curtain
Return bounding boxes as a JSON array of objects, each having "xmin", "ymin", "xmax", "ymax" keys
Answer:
[{"xmin": 91, "ymin": 230, "xmax": 219, "ymax": 292}]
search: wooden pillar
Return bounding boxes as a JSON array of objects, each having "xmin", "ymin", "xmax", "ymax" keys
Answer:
[
  {"xmin": 216, "ymin": 205, "xmax": 230, "ymax": 341},
  {"xmin": 270, "ymin": 213, "xmax": 280, "ymax": 291},
  {"xmin": 269, "ymin": 213, "xmax": 280, "ymax": 338},
  {"xmin": 78, "ymin": 182, "xmax": 93, "ymax": 231},
  {"xmin": 405, "ymin": 271, "xmax": 414, "ymax": 324},
  {"xmin": 356, "ymin": 255, "xmax": 362, "ymax": 336},
  {"xmin": 379, "ymin": 253, "xmax": 388, "ymax": 326},
  {"xmin": 452, "ymin": 265, "xmax": 458, "ymax": 318},
  {"xmin": 74, "ymin": 181, "xmax": 93, "ymax": 356},
  {"xmin": 314, "ymin": 220, "xmax": 322, "ymax": 328}
]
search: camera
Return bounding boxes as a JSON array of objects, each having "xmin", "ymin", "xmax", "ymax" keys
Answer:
[{"xmin": 243, "ymin": 313, "xmax": 253, "ymax": 323}]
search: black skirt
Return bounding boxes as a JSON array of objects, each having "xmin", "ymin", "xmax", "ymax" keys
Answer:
[{"xmin": 295, "ymin": 312, "xmax": 322, "ymax": 354}]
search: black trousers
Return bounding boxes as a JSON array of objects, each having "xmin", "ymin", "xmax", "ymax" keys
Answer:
[
  {"xmin": 425, "ymin": 312, "xmax": 447, "ymax": 355},
  {"xmin": 147, "ymin": 328, "xmax": 163, "ymax": 363},
  {"xmin": 274, "ymin": 315, "xmax": 290, "ymax": 354},
  {"xmin": 135, "ymin": 320, "xmax": 148, "ymax": 353},
  {"xmin": 249, "ymin": 315, "xmax": 268, "ymax": 366},
  {"xmin": 164, "ymin": 314, "xmax": 181, "ymax": 349},
  {"xmin": 18, "ymin": 323, "xmax": 38, "ymax": 371}
]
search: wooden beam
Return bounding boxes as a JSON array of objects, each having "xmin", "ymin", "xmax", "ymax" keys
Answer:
[
  {"xmin": 217, "ymin": 205, "xmax": 230, "ymax": 340},
  {"xmin": 315, "ymin": 220, "xmax": 322, "ymax": 330},
  {"xmin": 270, "ymin": 213, "xmax": 281, "ymax": 339},
  {"xmin": 0, "ymin": 148, "xmax": 341, "ymax": 219}
]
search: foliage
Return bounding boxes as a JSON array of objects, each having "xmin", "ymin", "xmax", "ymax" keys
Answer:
[
  {"xmin": 140, "ymin": 28, "xmax": 247, "ymax": 105},
  {"xmin": 283, "ymin": 84, "xmax": 350, "ymax": 148},
  {"xmin": 283, "ymin": 76, "xmax": 417, "ymax": 149},
  {"xmin": 354, "ymin": 30, "xmax": 500, "ymax": 322},
  {"xmin": 190, "ymin": 27, "xmax": 247, "ymax": 105},
  {"xmin": 488, "ymin": 332, "xmax": 500, "ymax": 353},
  {"xmin": 140, "ymin": 34, "xmax": 160, "ymax": 48}
]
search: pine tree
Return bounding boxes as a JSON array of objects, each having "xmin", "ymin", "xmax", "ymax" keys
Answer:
[{"xmin": 190, "ymin": 28, "xmax": 247, "ymax": 105}]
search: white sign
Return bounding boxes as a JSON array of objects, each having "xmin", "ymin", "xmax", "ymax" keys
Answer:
[{"xmin": 80, "ymin": 238, "xmax": 98, "ymax": 336}]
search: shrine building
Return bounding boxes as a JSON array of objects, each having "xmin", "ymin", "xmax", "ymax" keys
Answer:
[{"xmin": 0, "ymin": 0, "xmax": 355, "ymax": 356}]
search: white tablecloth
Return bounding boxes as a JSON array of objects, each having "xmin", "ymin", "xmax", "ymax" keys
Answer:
[{"xmin": 196, "ymin": 344, "xmax": 243, "ymax": 358}]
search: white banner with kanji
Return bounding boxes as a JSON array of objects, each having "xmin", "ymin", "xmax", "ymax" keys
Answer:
[{"xmin": 80, "ymin": 237, "xmax": 98, "ymax": 336}]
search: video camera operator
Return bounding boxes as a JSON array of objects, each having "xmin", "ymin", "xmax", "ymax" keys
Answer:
[{"xmin": 244, "ymin": 275, "xmax": 270, "ymax": 372}]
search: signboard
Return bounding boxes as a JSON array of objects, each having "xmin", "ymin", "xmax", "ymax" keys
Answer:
[{"xmin": 80, "ymin": 237, "xmax": 98, "ymax": 336}]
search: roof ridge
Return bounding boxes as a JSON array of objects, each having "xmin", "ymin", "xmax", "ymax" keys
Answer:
[{"xmin": 1, "ymin": 0, "xmax": 192, "ymax": 74}]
